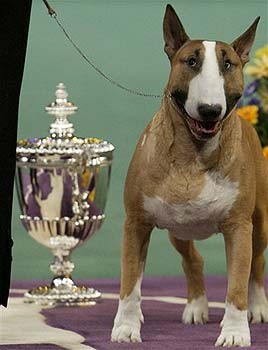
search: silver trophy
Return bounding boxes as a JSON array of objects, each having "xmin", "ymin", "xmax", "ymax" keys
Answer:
[{"xmin": 15, "ymin": 83, "xmax": 114, "ymax": 305}]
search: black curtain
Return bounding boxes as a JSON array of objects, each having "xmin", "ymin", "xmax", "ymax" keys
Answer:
[{"xmin": 0, "ymin": 1, "xmax": 32, "ymax": 307}]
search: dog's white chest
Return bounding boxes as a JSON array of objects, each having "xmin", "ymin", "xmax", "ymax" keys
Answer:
[{"xmin": 143, "ymin": 172, "xmax": 239, "ymax": 240}]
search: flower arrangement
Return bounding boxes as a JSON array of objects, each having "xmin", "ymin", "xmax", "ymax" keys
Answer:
[{"xmin": 236, "ymin": 44, "xmax": 268, "ymax": 158}]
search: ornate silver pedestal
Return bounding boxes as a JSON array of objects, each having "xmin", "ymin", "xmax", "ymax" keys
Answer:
[{"xmin": 16, "ymin": 83, "xmax": 114, "ymax": 306}]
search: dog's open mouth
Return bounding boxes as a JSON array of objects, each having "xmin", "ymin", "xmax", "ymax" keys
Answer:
[
  {"xmin": 170, "ymin": 94, "xmax": 222, "ymax": 139},
  {"xmin": 187, "ymin": 117, "xmax": 221, "ymax": 137}
]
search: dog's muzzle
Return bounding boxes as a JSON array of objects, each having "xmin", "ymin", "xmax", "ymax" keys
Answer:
[{"xmin": 168, "ymin": 92, "xmax": 223, "ymax": 140}]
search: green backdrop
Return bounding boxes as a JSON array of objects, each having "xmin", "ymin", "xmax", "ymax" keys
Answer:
[{"xmin": 12, "ymin": 0, "xmax": 268, "ymax": 281}]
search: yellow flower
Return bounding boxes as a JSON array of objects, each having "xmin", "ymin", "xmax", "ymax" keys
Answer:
[
  {"xmin": 246, "ymin": 57, "xmax": 268, "ymax": 78},
  {"xmin": 263, "ymin": 146, "xmax": 268, "ymax": 159},
  {"xmin": 245, "ymin": 44, "xmax": 268, "ymax": 78},
  {"xmin": 236, "ymin": 105, "xmax": 259, "ymax": 124},
  {"xmin": 255, "ymin": 44, "xmax": 268, "ymax": 59}
]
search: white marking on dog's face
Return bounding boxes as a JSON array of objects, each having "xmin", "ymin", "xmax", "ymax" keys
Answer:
[
  {"xmin": 111, "ymin": 276, "xmax": 144, "ymax": 343},
  {"xmin": 185, "ymin": 41, "xmax": 227, "ymax": 121},
  {"xmin": 216, "ymin": 302, "xmax": 251, "ymax": 347},
  {"xmin": 143, "ymin": 171, "xmax": 238, "ymax": 240}
]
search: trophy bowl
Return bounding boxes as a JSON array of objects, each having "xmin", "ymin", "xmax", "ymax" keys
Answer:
[{"xmin": 15, "ymin": 83, "xmax": 114, "ymax": 305}]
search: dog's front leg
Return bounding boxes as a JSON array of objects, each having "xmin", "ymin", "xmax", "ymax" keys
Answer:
[
  {"xmin": 111, "ymin": 217, "xmax": 152, "ymax": 343},
  {"xmin": 168, "ymin": 235, "xmax": 208, "ymax": 324},
  {"xmin": 216, "ymin": 220, "xmax": 253, "ymax": 347}
]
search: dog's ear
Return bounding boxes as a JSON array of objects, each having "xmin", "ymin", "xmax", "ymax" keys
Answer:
[
  {"xmin": 163, "ymin": 4, "xmax": 189, "ymax": 61},
  {"xmin": 231, "ymin": 17, "xmax": 260, "ymax": 66}
]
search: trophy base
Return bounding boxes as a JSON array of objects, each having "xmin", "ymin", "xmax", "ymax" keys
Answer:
[{"xmin": 24, "ymin": 277, "xmax": 101, "ymax": 306}]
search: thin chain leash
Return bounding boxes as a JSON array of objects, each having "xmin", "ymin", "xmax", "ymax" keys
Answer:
[{"xmin": 42, "ymin": 0, "xmax": 164, "ymax": 99}]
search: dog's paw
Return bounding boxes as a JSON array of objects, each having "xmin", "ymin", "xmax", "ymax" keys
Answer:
[
  {"xmin": 216, "ymin": 302, "xmax": 250, "ymax": 347},
  {"xmin": 248, "ymin": 280, "xmax": 268, "ymax": 323},
  {"xmin": 182, "ymin": 295, "xmax": 209, "ymax": 324},
  {"xmin": 111, "ymin": 300, "xmax": 144, "ymax": 343},
  {"xmin": 111, "ymin": 324, "xmax": 142, "ymax": 343},
  {"xmin": 219, "ymin": 314, "xmax": 225, "ymax": 328},
  {"xmin": 215, "ymin": 332, "xmax": 251, "ymax": 347},
  {"xmin": 248, "ymin": 300, "xmax": 268, "ymax": 323}
]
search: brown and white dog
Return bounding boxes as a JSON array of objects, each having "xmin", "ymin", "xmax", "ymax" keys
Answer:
[{"xmin": 111, "ymin": 4, "xmax": 268, "ymax": 347}]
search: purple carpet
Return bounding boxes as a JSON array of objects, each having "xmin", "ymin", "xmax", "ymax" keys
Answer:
[{"xmin": 6, "ymin": 276, "xmax": 268, "ymax": 350}]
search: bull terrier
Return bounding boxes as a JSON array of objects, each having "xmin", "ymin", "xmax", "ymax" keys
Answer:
[{"xmin": 111, "ymin": 4, "xmax": 267, "ymax": 347}]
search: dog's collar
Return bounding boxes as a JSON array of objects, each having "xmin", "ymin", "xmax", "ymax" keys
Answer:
[
  {"xmin": 165, "ymin": 90, "xmax": 180, "ymax": 113},
  {"xmin": 165, "ymin": 90, "xmax": 188, "ymax": 118}
]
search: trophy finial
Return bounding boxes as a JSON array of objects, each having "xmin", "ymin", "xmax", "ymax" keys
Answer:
[
  {"xmin": 55, "ymin": 82, "xmax": 68, "ymax": 105},
  {"xmin": 46, "ymin": 83, "xmax": 78, "ymax": 138}
]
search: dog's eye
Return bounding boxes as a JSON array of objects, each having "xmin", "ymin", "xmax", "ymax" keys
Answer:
[
  {"xmin": 224, "ymin": 60, "xmax": 232, "ymax": 70},
  {"xmin": 187, "ymin": 57, "xmax": 197, "ymax": 67}
]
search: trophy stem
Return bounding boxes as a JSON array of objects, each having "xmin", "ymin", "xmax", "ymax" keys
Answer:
[
  {"xmin": 50, "ymin": 250, "xmax": 75, "ymax": 276},
  {"xmin": 24, "ymin": 251, "xmax": 102, "ymax": 306}
]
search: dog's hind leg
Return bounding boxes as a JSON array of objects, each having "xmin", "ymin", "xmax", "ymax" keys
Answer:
[
  {"xmin": 111, "ymin": 217, "xmax": 152, "ymax": 343},
  {"xmin": 168, "ymin": 234, "xmax": 208, "ymax": 324},
  {"xmin": 248, "ymin": 208, "xmax": 268, "ymax": 323}
]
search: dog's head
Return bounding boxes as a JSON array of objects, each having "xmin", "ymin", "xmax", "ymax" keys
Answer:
[{"xmin": 164, "ymin": 4, "xmax": 260, "ymax": 141}]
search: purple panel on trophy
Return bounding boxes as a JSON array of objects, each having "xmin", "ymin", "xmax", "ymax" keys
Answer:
[
  {"xmin": 20, "ymin": 169, "xmax": 102, "ymax": 219},
  {"xmin": 61, "ymin": 170, "xmax": 73, "ymax": 218}
]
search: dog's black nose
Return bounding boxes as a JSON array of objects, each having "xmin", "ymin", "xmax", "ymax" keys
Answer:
[{"xmin": 198, "ymin": 104, "xmax": 222, "ymax": 120}]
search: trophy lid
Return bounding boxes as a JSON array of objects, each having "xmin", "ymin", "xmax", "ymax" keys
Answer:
[
  {"xmin": 46, "ymin": 82, "xmax": 78, "ymax": 138},
  {"xmin": 16, "ymin": 83, "xmax": 114, "ymax": 168}
]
